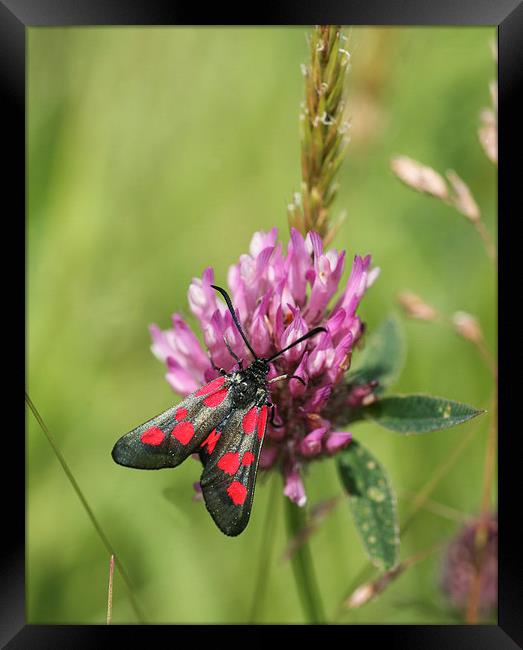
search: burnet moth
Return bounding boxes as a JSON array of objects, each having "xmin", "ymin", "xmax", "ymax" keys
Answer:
[{"xmin": 112, "ymin": 285, "xmax": 326, "ymax": 536}]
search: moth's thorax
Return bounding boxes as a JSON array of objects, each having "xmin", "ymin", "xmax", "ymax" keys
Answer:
[{"xmin": 230, "ymin": 359, "xmax": 269, "ymax": 408}]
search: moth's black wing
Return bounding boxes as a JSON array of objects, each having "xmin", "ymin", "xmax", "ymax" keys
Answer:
[
  {"xmin": 112, "ymin": 376, "xmax": 234, "ymax": 470},
  {"xmin": 200, "ymin": 403, "xmax": 269, "ymax": 536}
]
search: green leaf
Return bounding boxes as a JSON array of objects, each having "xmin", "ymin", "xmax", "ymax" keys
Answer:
[
  {"xmin": 348, "ymin": 315, "xmax": 405, "ymax": 393},
  {"xmin": 337, "ymin": 439, "xmax": 399, "ymax": 570},
  {"xmin": 363, "ymin": 394, "xmax": 484, "ymax": 434}
]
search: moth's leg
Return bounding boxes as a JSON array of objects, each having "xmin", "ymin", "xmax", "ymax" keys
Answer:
[
  {"xmin": 268, "ymin": 403, "xmax": 284, "ymax": 428},
  {"xmin": 287, "ymin": 375, "xmax": 306, "ymax": 387},
  {"xmin": 223, "ymin": 336, "xmax": 243, "ymax": 370},
  {"xmin": 268, "ymin": 374, "xmax": 305, "ymax": 387},
  {"xmin": 208, "ymin": 352, "xmax": 228, "ymax": 376}
]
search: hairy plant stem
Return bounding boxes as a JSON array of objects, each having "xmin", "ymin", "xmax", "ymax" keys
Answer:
[
  {"xmin": 248, "ymin": 474, "xmax": 279, "ymax": 623},
  {"xmin": 284, "ymin": 497, "xmax": 326, "ymax": 623},
  {"xmin": 25, "ymin": 393, "xmax": 146, "ymax": 623}
]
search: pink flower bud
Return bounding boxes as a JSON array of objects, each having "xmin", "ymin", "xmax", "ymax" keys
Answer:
[
  {"xmin": 326, "ymin": 431, "xmax": 352, "ymax": 454},
  {"xmin": 283, "ymin": 466, "xmax": 307, "ymax": 507},
  {"xmin": 299, "ymin": 427, "xmax": 328, "ymax": 457}
]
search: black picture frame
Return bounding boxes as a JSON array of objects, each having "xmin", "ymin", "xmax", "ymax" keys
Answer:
[{"xmin": 5, "ymin": 0, "xmax": 519, "ymax": 645}]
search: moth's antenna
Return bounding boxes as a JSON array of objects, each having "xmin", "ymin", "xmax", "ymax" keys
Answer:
[
  {"xmin": 266, "ymin": 327, "xmax": 327, "ymax": 363},
  {"xmin": 211, "ymin": 285, "xmax": 258, "ymax": 359}
]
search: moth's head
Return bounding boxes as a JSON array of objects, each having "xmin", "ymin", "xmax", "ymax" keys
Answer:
[{"xmin": 250, "ymin": 357, "xmax": 270, "ymax": 376}]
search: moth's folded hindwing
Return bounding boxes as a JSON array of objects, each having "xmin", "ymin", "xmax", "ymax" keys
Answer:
[
  {"xmin": 111, "ymin": 376, "xmax": 234, "ymax": 470},
  {"xmin": 200, "ymin": 403, "xmax": 269, "ymax": 536}
]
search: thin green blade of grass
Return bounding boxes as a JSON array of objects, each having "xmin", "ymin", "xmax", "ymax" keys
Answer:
[{"xmin": 25, "ymin": 392, "xmax": 147, "ymax": 623}]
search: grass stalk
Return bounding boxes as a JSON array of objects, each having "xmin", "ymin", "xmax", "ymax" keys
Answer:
[
  {"xmin": 25, "ymin": 392, "xmax": 147, "ymax": 623},
  {"xmin": 288, "ymin": 25, "xmax": 351, "ymax": 244}
]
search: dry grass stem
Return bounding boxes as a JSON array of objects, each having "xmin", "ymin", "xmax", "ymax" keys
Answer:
[
  {"xmin": 281, "ymin": 497, "xmax": 341, "ymax": 562},
  {"xmin": 478, "ymin": 110, "xmax": 497, "ymax": 166},
  {"xmin": 390, "ymin": 155, "xmax": 496, "ymax": 263},
  {"xmin": 452, "ymin": 311, "xmax": 484, "ymax": 345},
  {"xmin": 478, "ymin": 44, "xmax": 497, "ymax": 166},
  {"xmin": 107, "ymin": 554, "xmax": 115, "ymax": 625},
  {"xmin": 397, "ymin": 291, "xmax": 439, "ymax": 322},
  {"xmin": 466, "ymin": 396, "xmax": 497, "ymax": 624},
  {"xmin": 390, "ymin": 156, "xmax": 448, "ymax": 200},
  {"xmin": 398, "ymin": 490, "xmax": 471, "ymax": 523},
  {"xmin": 452, "ymin": 312, "xmax": 497, "ymax": 378},
  {"xmin": 345, "ymin": 541, "xmax": 445, "ymax": 609},
  {"xmin": 446, "ymin": 170, "xmax": 481, "ymax": 222}
]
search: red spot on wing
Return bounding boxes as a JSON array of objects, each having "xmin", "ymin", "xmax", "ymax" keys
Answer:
[
  {"xmin": 242, "ymin": 407, "xmax": 258, "ymax": 434},
  {"xmin": 140, "ymin": 426, "xmax": 164, "ymax": 446},
  {"xmin": 203, "ymin": 388, "xmax": 228, "ymax": 408},
  {"xmin": 200, "ymin": 428, "xmax": 221, "ymax": 454},
  {"xmin": 171, "ymin": 421, "xmax": 195, "ymax": 445},
  {"xmin": 227, "ymin": 481, "xmax": 247, "ymax": 505},
  {"xmin": 196, "ymin": 376, "xmax": 226, "ymax": 397},
  {"xmin": 242, "ymin": 451, "xmax": 255, "ymax": 466},
  {"xmin": 257, "ymin": 405, "xmax": 268, "ymax": 439},
  {"xmin": 175, "ymin": 407, "xmax": 188, "ymax": 421},
  {"xmin": 218, "ymin": 452, "xmax": 240, "ymax": 475}
]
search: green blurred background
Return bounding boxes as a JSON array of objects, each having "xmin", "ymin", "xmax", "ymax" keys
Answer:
[{"xmin": 27, "ymin": 26, "xmax": 497, "ymax": 624}]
